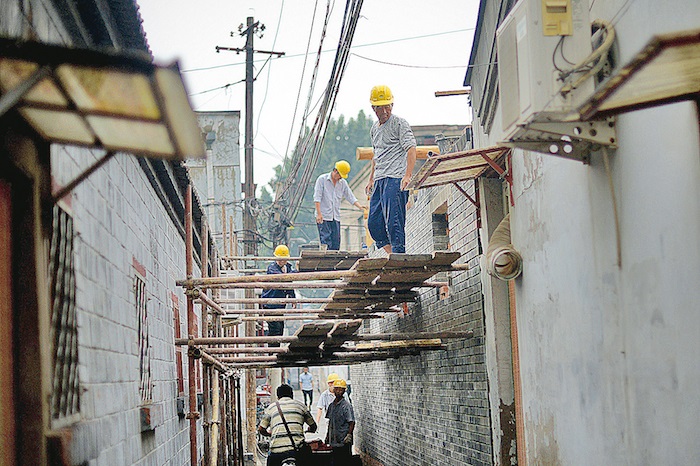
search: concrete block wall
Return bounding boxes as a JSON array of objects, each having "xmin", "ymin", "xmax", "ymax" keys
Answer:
[
  {"xmin": 352, "ymin": 180, "xmax": 492, "ymax": 465},
  {"xmin": 52, "ymin": 146, "xmax": 202, "ymax": 465}
]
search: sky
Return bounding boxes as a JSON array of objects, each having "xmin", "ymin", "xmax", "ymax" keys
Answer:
[{"xmin": 136, "ymin": 0, "xmax": 481, "ymax": 191}]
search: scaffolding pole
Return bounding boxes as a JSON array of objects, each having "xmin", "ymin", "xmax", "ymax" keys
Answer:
[
  {"xmin": 175, "ymin": 330, "xmax": 473, "ymax": 347},
  {"xmin": 201, "ymin": 222, "xmax": 210, "ymax": 466},
  {"xmin": 185, "ymin": 185, "xmax": 198, "ymax": 466}
]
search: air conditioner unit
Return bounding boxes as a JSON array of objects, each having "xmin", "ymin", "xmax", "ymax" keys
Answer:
[{"xmin": 496, "ymin": 0, "xmax": 594, "ymax": 142}]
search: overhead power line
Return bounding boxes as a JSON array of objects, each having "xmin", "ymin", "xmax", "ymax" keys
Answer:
[{"xmin": 182, "ymin": 27, "xmax": 474, "ymax": 73}]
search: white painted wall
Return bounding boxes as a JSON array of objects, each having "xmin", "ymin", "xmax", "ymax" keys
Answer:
[{"xmin": 472, "ymin": 0, "xmax": 700, "ymax": 463}]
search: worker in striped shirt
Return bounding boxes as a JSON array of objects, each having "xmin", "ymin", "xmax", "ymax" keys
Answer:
[{"xmin": 258, "ymin": 384, "xmax": 317, "ymax": 466}]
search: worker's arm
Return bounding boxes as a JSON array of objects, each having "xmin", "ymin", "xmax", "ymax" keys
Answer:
[
  {"xmin": 306, "ymin": 419, "xmax": 318, "ymax": 433},
  {"xmin": 258, "ymin": 425, "xmax": 270, "ymax": 437},
  {"xmin": 401, "ymin": 146, "xmax": 417, "ymax": 190},
  {"xmin": 313, "ymin": 175, "xmax": 325, "ymax": 223},
  {"xmin": 315, "ymin": 407, "xmax": 323, "ymax": 425},
  {"xmin": 314, "ymin": 201, "xmax": 323, "ymax": 224},
  {"xmin": 347, "ymin": 421, "xmax": 355, "ymax": 436},
  {"xmin": 365, "ymin": 158, "xmax": 375, "ymax": 197}
]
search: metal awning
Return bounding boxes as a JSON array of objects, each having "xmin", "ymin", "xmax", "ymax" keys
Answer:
[
  {"xmin": 579, "ymin": 28, "xmax": 700, "ymax": 120},
  {"xmin": 407, "ymin": 146, "xmax": 510, "ymax": 190},
  {"xmin": 0, "ymin": 37, "xmax": 204, "ymax": 160}
]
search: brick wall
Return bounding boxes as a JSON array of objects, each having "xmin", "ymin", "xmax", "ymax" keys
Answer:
[
  {"xmin": 352, "ymin": 180, "xmax": 492, "ymax": 465},
  {"xmin": 52, "ymin": 146, "xmax": 201, "ymax": 465}
]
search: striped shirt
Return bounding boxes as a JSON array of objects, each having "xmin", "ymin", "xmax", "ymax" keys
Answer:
[
  {"xmin": 259, "ymin": 398, "xmax": 315, "ymax": 453},
  {"xmin": 370, "ymin": 114, "xmax": 416, "ymax": 180}
]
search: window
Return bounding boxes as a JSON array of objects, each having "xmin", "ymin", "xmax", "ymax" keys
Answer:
[
  {"xmin": 134, "ymin": 265, "xmax": 152, "ymax": 402},
  {"xmin": 49, "ymin": 205, "xmax": 80, "ymax": 425},
  {"xmin": 432, "ymin": 203, "xmax": 451, "ymax": 300}
]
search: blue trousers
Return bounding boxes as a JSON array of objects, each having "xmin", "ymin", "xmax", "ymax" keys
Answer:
[
  {"xmin": 368, "ymin": 177, "xmax": 408, "ymax": 253},
  {"xmin": 317, "ymin": 220, "xmax": 341, "ymax": 250}
]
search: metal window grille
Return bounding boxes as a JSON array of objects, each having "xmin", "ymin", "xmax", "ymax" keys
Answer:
[
  {"xmin": 135, "ymin": 273, "xmax": 152, "ymax": 402},
  {"xmin": 49, "ymin": 206, "xmax": 80, "ymax": 424}
]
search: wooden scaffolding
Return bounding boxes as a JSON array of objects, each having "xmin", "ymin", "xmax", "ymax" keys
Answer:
[{"xmin": 178, "ymin": 185, "xmax": 472, "ymax": 466}]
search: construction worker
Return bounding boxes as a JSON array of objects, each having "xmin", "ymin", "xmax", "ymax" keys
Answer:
[
  {"xmin": 325, "ymin": 378, "xmax": 355, "ymax": 466},
  {"xmin": 261, "ymin": 245, "xmax": 296, "ymax": 346},
  {"xmin": 258, "ymin": 383, "xmax": 317, "ymax": 466},
  {"xmin": 314, "ymin": 160, "xmax": 366, "ymax": 250},
  {"xmin": 315, "ymin": 372, "xmax": 348, "ymax": 425},
  {"xmin": 365, "ymin": 85, "xmax": 417, "ymax": 254}
]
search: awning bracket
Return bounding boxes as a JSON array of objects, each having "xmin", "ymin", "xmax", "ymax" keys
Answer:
[
  {"xmin": 0, "ymin": 64, "xmax": 52, "ymax": 118},
  {"xmin": 52, "ymin": 151, "xmax": 116, "ymax": 203}
]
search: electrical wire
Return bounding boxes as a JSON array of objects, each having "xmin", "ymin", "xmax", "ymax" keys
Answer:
[
  {"xmin": 181, "ymin": 28, "xmax": 474, "ymax": 73},
  {"xmin": 255, "ymin": 0, "xmax": 286, "ymax": 142},
  {"xmin": 350, "ymin": 53, "xmax": 466, "ymax": 69}
]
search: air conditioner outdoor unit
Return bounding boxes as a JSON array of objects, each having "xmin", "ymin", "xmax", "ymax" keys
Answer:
[{"xmin": 496, "ymin": 0, "xmax": 612, "ymax": 160}]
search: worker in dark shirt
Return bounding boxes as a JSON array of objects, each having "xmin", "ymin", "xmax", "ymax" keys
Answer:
[
  {"xmin": 262, "ymin": 245, "xmax": 296, "ymax": 346},
  {"xmin": 326, "ymin": 378, "xmax": 355, "ymax": 466}
]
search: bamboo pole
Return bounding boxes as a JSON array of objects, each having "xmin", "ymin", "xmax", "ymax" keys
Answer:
[
  {"xmin": 185, "ymin": 185, "xmax": 198, "ymax": 466},
  {"xmin": 197, "ymin": 348, "xmax": 233, "ymax": 374},
  {"xmin": 229, "ymin": 216, "xmax": 234, "ymax": 259},
  {"xmin": 221, "ymin": 356, "xmax": 277, "ymax": 363},
  {"xmin": 219, "ymin": 307, "xmax": 326, "ymax": 314},
  {"xmin": 177, "ymin": 270, "xmax": 353, "ymax": 287},
  {"xmin": 201, "ymin": 223, "xmax": 210, "ymax": 466},
  {"xmin": 175, "ymin": 330, "xmax": 473, "ymax": 346},
  {"xmin": 194, "ymin": 290, "xmax": 225, "ymax": 315},
  {"xmin": 221, "ymin": 204, "xmax": 228, "ymax": 257},
  {"xmin": 193, "ymin": 281, "xmax": 448, "ymax": 290},
  {"xmin": 223, "ymin": 256, "xmax": 302, "ymax": 261},
  {"xmin": 240, "ymin": 316, "xmax": 374, "ymax": 322},
  {"xmin": 206, "ymin": 347, "xmax": 288, "ymax": 354},
  {"xmin": 217, "ymin": 297, "xmax": 331, "ymax": 304}
]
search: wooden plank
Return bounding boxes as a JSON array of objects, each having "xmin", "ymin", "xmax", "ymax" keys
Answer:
[
  {"xmin": 352, "ymin": 257, "xmax": 388, "ymax": 271},
  {"xmin": 325, "ymin": 320, "xmax": 362, "ymax": 349},
  {"xmin": 287, "ymin": 322, "xmax": 333, "ymax": 349},
  {"xmin": 430, "ymin": 251, "xmax": 462, "ymax": 266},
  {"xmin": 383, "ymin": 253, "xmax": 433, "ymax": 268}
]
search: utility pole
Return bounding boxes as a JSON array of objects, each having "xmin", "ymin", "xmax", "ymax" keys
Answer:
[{"xmin": 216, "ymin": 16, "xmax": 284, "ymax": 458}]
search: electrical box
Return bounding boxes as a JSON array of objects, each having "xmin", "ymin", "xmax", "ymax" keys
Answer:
[
  {"xmin": 542, "ymin": 0, "xmax": 573, "ymax": 35},
  {"xmin": 497, "ymin": 0, "xmax": 592, "ymax": 141}
]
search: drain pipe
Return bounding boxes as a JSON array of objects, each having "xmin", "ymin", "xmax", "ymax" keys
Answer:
[{"xmin": 485, "ymin": 213, "xmax": 523, "ymax": 280}]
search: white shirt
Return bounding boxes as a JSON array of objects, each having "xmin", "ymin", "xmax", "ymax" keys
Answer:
[{"xmin": 313, "ymin": 173, "xmax": 358, "ymax": 221}]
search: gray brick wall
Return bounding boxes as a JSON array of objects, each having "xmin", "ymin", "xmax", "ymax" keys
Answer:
[
  {"xmin": 52, "ymin": 146, "xmax": 202, "ymax": 465},
  {"xmin": 352, "ymin": 180, "xmax": 492, "ymax": 466}
]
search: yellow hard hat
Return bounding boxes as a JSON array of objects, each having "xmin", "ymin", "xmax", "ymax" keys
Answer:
[
  {"xmin": 326, "ymin": 373, "xmax": 339, "ymax": 383},
  {"xmin": 333, "ymin": 378, "xmax": 347, "ymax": 389},
  {"xmin": 273, "ymin": 245, "xmax": 290, "ymax": 258},
  {"xmin": 370, "ymin": 85, "xmax": 394, "ymax": 106},
  {"xmin": 335, "ymin": 160, "xmax": 351, "ymax": 179}
]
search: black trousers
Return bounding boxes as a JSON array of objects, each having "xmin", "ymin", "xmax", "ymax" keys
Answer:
[
  {"xmin": 267, "ymin": 449, "xmax": 296, "ymax": 466},
  {"xmin": 331, "ymin": 444, "xmax": 352, "ymax": 466}
]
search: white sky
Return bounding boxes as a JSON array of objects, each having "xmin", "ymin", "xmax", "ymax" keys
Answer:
[{"xmin": 136, "ymin": 0, "xmax": 480, "ymax": 190}]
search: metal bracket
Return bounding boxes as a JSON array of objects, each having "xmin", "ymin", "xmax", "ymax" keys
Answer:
[
  {"xmin": 0, "ymin": 65, "xmax": 52, "ymax": 118},
  {"xmin": 503, "ymin": 112, "xmax": 617, "ymax": 163}
]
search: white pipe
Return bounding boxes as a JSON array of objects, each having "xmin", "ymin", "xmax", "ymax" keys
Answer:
[{"xmin": 485, "ymin": 213, "xmax": 523, "ymax": 280}]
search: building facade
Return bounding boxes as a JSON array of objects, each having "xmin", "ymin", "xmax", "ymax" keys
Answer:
[
  {"xmin": 0, "ymin": 1, "xmax": 211, "ymax": 464},
  {"xmin": 465, "ymin": 0, "xmax": 700, "ymax": 464}
]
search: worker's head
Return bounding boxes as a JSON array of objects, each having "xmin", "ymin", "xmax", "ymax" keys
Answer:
[
  {"xmin": 326, "ymin": 373, "xmax": 339, "ymax": 388},
  {"xmin": 370, "ymin": 85, "xmax": 394, "ymax": 124},
  {"xmin": 273, "ymin": 244, "xmax": 290, "ymax": 265},
  {"xmin": 333, "ymin": 160, "xmax": 351, "ymax": 180},
  {"xmin": 332, "ymin": 378, "xmax": 347, "ymax": 396},
  {"xmin": 277, "ymin": 383, "xmax": 293, "ymax": 399},
  {"xmin": 302, "ymin": 366, "xmax": 309, "ymax": 373}
]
